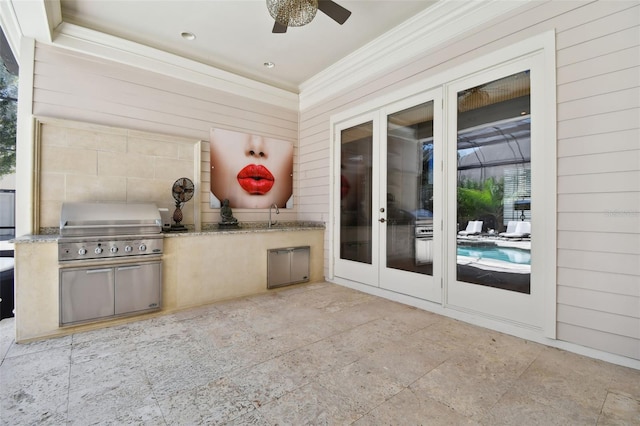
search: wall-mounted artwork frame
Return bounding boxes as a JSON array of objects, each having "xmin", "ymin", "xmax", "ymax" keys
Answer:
[{"xmin": 209, "ymin": 128, "xmax": 293, "ymax": 209}]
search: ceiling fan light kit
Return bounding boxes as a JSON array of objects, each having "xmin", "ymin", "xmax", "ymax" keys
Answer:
[
  {"xmin": 267, "ymin": 0, "xmax": 351, "ymax": 33},
  {"xmin": 267, "ymin": 0, "xmax": 318, "ymax": 27}
]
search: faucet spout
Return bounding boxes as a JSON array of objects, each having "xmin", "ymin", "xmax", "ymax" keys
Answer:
[{"xmin": 268, "ymin": 203, "xmax": 280, "ymax": 228}]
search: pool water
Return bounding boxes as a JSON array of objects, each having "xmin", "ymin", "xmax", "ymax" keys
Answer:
[{"xmin": 457, "ymin": 246, "xmax": 531, "ymax": 265}]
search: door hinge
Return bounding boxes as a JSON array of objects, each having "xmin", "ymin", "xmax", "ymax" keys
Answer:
[{"xmin": 441, "ymin": 278, "xmax": 443, "ymax": 288}]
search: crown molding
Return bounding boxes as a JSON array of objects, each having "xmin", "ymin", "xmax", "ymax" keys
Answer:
[
  {"xmin": 298, "ymin": 0, "xmax": 527, "ymax": 111},
  {"xmin": 52, "ymin": 23, "xmax": 299, "ymax": 111},
  {"xmin": 3, "ymin": 0, "xmax": 298, "ymax": 109}
]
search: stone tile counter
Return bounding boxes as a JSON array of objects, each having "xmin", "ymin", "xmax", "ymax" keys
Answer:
[{"xmin": 11, "ymin": 222, "xmax": 325, "ymax": 342}]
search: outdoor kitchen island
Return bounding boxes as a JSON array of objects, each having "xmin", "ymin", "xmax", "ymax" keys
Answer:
[{"xmin": 11, "ymin": 223, "xmax": 324, "ymax": 342}]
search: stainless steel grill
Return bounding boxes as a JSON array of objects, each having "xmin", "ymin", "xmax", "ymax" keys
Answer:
[
  {"xmin": 58, "ymin": 202, "xmax": 163, "ymax": 262},
  {"xmin": 415, "ymin": 219, "xmax": 433, "ymax": 265},
  {"xmin": 57, "ymin": 202, "xmax": 164, "ymax": 326}
]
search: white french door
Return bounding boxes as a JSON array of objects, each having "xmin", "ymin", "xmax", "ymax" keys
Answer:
[
  {"xmin": 331, "ymin": 34, "xmax": 555, "ymax": 335},
  {"xmin": 333, "ymin": 90, "xmax": 442, "ymax": 302},
  {"xmin": 444, "ymin": 55, "xmax": 545, "ymax": 328},
  {"xmin": 333, "ymin": 112, "xmax": 380, "ymax": 287}
]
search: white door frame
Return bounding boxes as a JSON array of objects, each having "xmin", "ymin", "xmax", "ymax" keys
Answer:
[{"xmin": 328, "ymin": 31, "xmax": 556, "ymax": 338}]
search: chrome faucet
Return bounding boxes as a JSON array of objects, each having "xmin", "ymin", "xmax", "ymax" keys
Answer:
[{"xmin": 268, "ymin": 203, "xmax": 279, "ymax": 228}]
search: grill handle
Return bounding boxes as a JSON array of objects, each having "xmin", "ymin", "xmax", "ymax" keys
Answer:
[{"xmin": 62, "ymin": 223, "xmax": 158, "ymax": 230}]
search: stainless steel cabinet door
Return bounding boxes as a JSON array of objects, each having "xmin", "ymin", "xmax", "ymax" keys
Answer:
[
  {"xmin": 267, "ymin": 249, "xmax": 291, "ymax": 289},
  {"xmin": 290, "ymin": 247, "xmax": 310, "ymax": 283},
  {"xmin": 60, "ymin": 267, "xmax": 115, "ymax": 324},
  {"xmin": 268, "ymin": 247, "xmax": 310, "ymax": 289},
  {"xmin": 114, "ymin": 261, "xmax": 161, "ymax": 314}
]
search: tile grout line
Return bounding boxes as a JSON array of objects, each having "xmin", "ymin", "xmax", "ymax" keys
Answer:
[
  {"xmin": 65, "ymin": 334, "xmax": 75, "ymax": 424},
  {"xmin": 134, "ymin": 336, "xmax": 171, "ymax": 426}
]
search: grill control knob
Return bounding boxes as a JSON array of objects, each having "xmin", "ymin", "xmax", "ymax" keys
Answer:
[
  {"xmin": 110, "ymin": 246, "xmax": 118, "ymax": 253},
  {"xmin": 78, "ymin": 248, "xmax": 87, "ymax": 255},
  {"xmin": 94, "ymin": 247, "xmax": 103, "ymax": 254},
  {"xmin": 139, "ymin": 244, "xmax": 147, "ymax": 252},
  {"xmin": 124, "ymin": 245, "xmax": 133, "ymax": 253}
]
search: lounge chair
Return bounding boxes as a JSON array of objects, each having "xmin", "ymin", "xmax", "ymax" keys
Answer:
[
  {"xmin": 499, "ymin": 221, "xmax": 518, "ymax": 237},
  {"xmin": 458, "ymin": 220, "xmax": 483, "ymax": 236},
  {"xmin": 501, "ymin": 221, "xmax": 531, "ymax": 238}
]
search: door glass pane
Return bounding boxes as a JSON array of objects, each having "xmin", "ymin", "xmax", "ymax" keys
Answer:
[
  {"xmin": 456, "ymin": 71, "xmax": 531, "ymax": 293},
  {"xmin": 340, "ymin": 122, "xmax": 373, "ymax": 264},
  {"xmin": 387, "ymin": 102, "xmax": 434, "ymax": 275}
]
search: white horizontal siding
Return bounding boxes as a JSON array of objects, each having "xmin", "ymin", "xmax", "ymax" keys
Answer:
[
  {"xmin": 558, "ymin": 193, "xmax": 640, "ymax": 214},
  {"xmin": 558, "ymin": 304, "xmax": 639, "ymax": 340},
  {"xmin": 558, "ymin": 212, "xmax": 639, "ymax": 234},
  {"xmin": 558, "ymin": 171, "xmax": 640, "ymax": 194},
  {"xmin": 298, "ymin": 0, "xmax": 640, "ymax": 360},
  {"xmin": 558, "ymin": 248, "xmax": 639, "ymax": 276},
  {"xmin": 558, "ymin": 283, "xmax": 639, "ymax": 317},
  {"xmin": 558, "ymin": 129, "xmax": 639, "ymax": 157},
  {"xmin": 557, "ymin": 109, "xmax": 639, "ymax": 141},
  {"xmin": 557, "ymin": 267, "xmax": 640, "ymax": 297},
  {"xmin": 34, "ymin": 45, "xmax": 296, "ymax": 123},
  {"xmin": 558, "ymin": 230, "xmax": 640, "ymax": 255},
  {"xmin": 32, "ymin": 44, "xmax": 298, "ymax": 141},
  {"xmin": 554, "ymin": 2, "xmax": 640, "ymax": 362},
  {"xmin": 557, "ymin": 323, "xmax": 639, "ymax": 360},
  {"xmin": 559, "ymin": 149, "xmax": 639, "ymax": 175},
  {"xmin": 557, "ymin": 87, "xmax": 640, "ymax": 122}
]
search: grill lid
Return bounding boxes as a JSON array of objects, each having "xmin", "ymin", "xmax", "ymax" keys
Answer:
[{"xmin": 60, "ymin": 202, "xmax": 162, "ymax": 237}]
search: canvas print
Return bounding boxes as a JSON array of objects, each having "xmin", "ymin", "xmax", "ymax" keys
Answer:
[{"xmin": 210, "ymin": 128, "xmax": 293, "ymax": 209}]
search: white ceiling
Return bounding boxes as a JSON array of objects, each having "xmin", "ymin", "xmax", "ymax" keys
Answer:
[{"xmin": 59, "ymin": 0, "xmax": 438, "ymax": 92}]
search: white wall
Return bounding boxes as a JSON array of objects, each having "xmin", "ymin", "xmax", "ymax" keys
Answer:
[{"xmin": 297, "ymin": 1, "xmax": 640, "ymax": 361}]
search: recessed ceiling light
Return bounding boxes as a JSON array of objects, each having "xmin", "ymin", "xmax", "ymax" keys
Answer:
[
  {"xmin": 181, "ymin": 32, "xmax": 196, "ymax": 41},
  {"xmin": 264, "ymin": 62, "xmax": 275, "ymax": 69}
]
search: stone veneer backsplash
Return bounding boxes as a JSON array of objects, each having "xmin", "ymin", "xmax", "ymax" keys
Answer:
[{"xmin": 37, "ymin": 118, "xmax": 198, "ymax": 229}]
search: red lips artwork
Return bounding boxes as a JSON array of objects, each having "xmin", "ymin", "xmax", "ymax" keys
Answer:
[{"xmin": 237, "ymin": 164, "xmax": 275, "ymax": 195}]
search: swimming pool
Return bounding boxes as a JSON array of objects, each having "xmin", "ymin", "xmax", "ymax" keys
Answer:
[{"xmin": 457, "ymin": 246, "xmax": 531, "ymax": 265}]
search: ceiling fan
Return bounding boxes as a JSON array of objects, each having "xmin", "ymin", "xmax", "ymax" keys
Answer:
[{"xmin": 267, "ymin": 0, "xmax": 352, "ymax": 33}]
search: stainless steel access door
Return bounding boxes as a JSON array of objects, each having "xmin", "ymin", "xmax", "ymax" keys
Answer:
[
  {"xmin": 60, "ymin": 267, "xmax": 115, "ymax": 324},
  {"xmin": 114, "ymin": 261, "xmax": 162, "ymax": 314},
  {"xmin": 267, "ymin": 246, "xmax": 310, "ymax": 289}
]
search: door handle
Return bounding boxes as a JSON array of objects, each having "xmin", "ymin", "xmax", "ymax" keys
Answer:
[
  {"xmin": 117, "ymin": 265, "xmax": 141, "ymax": 271},
  {"xmin": 379, "ymin": 218, "xmax": 386, "ymax": 223},
  {"xmin": 86, "ymin": 268, "xmax": 112, "ymax": 274}
]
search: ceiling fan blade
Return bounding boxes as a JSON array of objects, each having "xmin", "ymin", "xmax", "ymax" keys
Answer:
[
  {"xmin": 318, "ymin": 0, "xmax": 351, "ymax": 25},
  {"xmin": 272, "ymin": 21, "xmax": 288, "ymax": 33}
]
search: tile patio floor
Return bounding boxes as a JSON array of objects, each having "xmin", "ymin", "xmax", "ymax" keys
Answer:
[{"xmin": 1, "ymin": 282, "xmax": 639, "ymax": 425}]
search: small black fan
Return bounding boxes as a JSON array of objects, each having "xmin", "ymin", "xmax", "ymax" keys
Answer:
[{"xmin": 170, "ymin": 177, "xmax": 194, "ymax": 232}]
